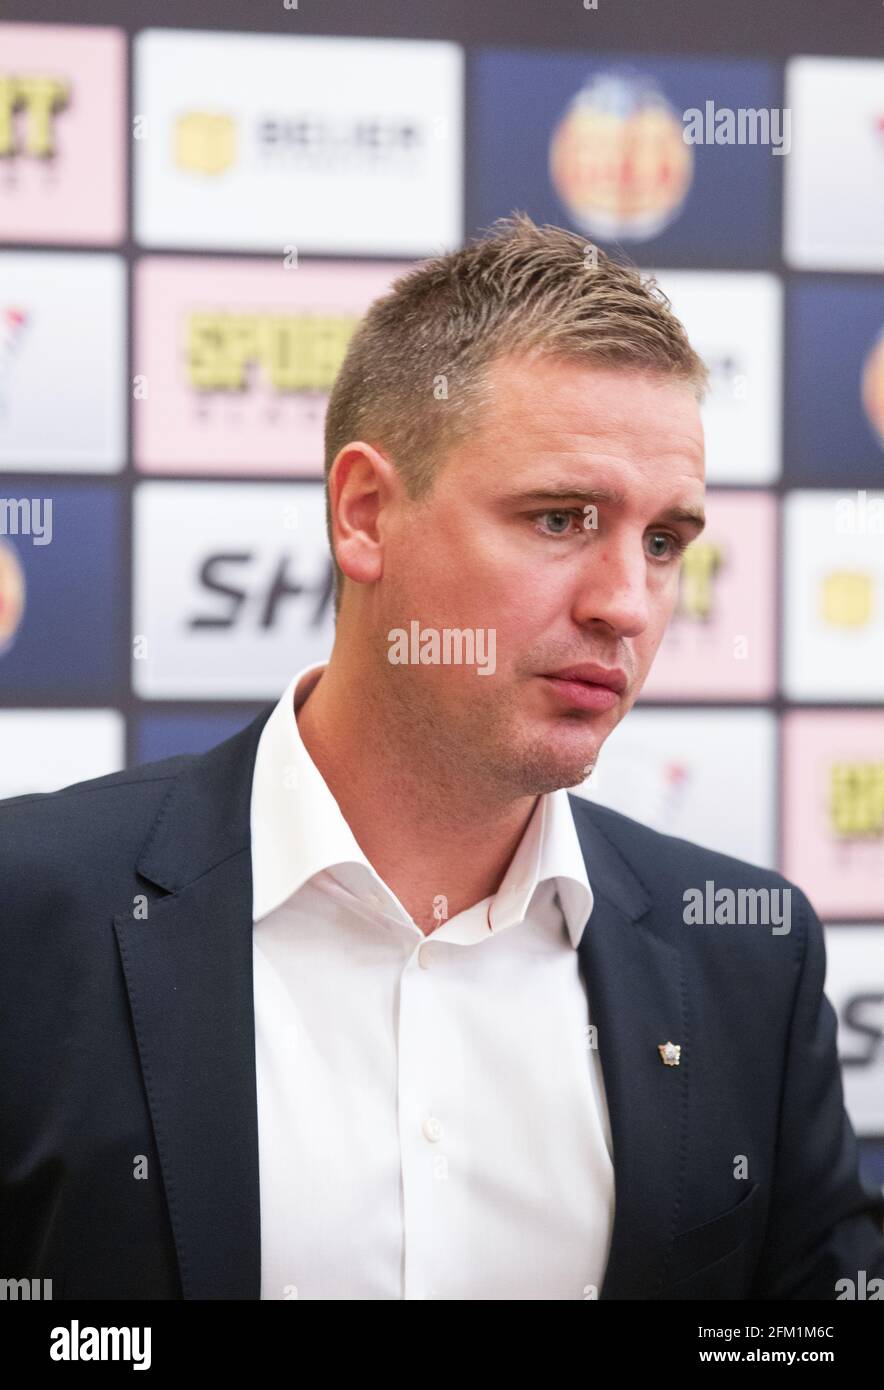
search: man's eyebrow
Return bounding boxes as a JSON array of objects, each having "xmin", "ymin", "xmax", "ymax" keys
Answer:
[
  {"xmin": 658, "ymin": 505, "xmax": 706, "ymax": 534},
  {"xmin": 498, "ymin": 484, "xmax": 706, "ymax": 534}
]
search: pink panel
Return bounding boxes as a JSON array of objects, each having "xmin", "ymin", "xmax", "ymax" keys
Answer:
[
  {"xmin": 0, "ymin": 23, "xmax": 126, "ymax": 245},
  {"xmin": 134, "ymin": 256, "xmax": 413, "ymax": 474},
  {"xmin": 641, "ymin": 490, "xmax": 777, "ymax": 700},
  {"xmin": 782, "ymin": 710, "xmax": 884, "ymax": 919}
]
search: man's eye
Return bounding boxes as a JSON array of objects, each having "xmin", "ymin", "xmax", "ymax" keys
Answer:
[
  {"xmin": 532, "ymin": 509, "xmax": 586, "ymax": 538},
  {"xmin": 530, "ymin": 513, "xmax": 689, "ymax": 561},
  {"xmin": 646, "ymin": 531, "xmax": 688, "ymax": 562}
]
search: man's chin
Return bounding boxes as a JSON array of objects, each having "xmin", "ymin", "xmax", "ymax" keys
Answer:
[
  {"xmin": 512, "ymin": 748, "xmax": 603, "ymax": 797},
  {"xmin": 523, "ymin": 768, "xmax": 595, "ymax": 797}
]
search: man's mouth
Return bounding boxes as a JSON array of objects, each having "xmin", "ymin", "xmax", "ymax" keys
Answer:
[{"xmin": 540, "ymin": 664, "xmax": 628, "ymax": 712}]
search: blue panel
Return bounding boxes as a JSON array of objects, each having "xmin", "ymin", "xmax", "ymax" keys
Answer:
[
  {"xmin": 785, "ymin": 279, "xmax": 884, "ymax": 484},
  {"xmin": 0, "ymin": 484, "xmax": 124, "ymax": 697},
  {"xmin": 135, "ymin": 708, "xmax": 266, "ymax": 764},
  {"xmin": 470, "ymin": 50, "xmax": 782, "ymax": 265}
]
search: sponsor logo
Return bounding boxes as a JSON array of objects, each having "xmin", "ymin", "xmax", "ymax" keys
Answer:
[
  {"xmin": 0, "ymin": 540, "xmax": 25, "ymax": 656},
  {"xmin": 820, "ymin": 571, "xmax": 874, "ymax": 629},
  {"xmin": 0, "ymin": 304, "xmax": 30, "ymax": 416},
  {"xmin": 174, "ymin": 111, "xmax": 236, "ymax": 174},
  {"xmin": 172, "ymin": 108, "xmax": 426, "ymax": 177},
  {"xmin": 829, "ymin": 762, "xmax": 884, "ymax": 839},
  {"xmin": 549, "ymin": 69, "xmax": 693, "ymax": 240},
  {"xmin": 186, "ymin": 309, "xmax": 358, "ymax": 396},
  {"xmin": 0, "ymin": 73, "xmax": 69, "ymax": 158},
  {"xmin": 861, "ymin": 328, "xmax": 884, "ymax": 447}
]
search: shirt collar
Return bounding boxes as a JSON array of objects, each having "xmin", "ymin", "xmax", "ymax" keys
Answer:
[{"xmin": 250, "ymin": 663, "xmax": 594, "ymax": 946}]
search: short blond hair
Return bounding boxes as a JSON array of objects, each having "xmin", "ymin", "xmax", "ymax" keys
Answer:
[{"xmin": 323, "ymin": 211, "xmax": 708, "ymax": 617}]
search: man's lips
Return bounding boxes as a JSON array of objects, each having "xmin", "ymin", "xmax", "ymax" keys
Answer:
[
  {"xmin": 543, "ymin": 664, "xmax": 628, "ymax": 694},
  {"xmin": 540, "ymin": 665, "xmax": 628, "ymax": 712}
]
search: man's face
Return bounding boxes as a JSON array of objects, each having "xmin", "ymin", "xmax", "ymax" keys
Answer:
[{"xmin": 371, "ymin": 353, "xmax": 706, "ymax": 796}]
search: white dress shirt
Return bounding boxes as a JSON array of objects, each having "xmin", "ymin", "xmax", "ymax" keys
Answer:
[{"xmin": 250, "ymin": 662, "xmax": 615, "ymax": 1300}]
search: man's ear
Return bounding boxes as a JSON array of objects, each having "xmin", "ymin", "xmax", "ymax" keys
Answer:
[{"xmin": 328, "ymin": 441, "xmax": 392, "ymax": 592}]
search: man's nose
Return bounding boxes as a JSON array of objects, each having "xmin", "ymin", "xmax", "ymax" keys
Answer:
[{"xmin": 571, "ymin": 536, "xmax": 651, "ymax": 638}]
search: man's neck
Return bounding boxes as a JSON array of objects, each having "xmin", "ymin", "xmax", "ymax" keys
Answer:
[{"xmin": 294, "ymin": 660, "xmax": 539, "ymax": 936}]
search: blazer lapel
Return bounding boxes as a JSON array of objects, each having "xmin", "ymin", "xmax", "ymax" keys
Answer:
[
  {"xmin": 114, "ymin": 705, "xmax": 275, "ymax": 1299},
  {"xmin": 570, "ymin": 797, "xmax": 690, "ymax": 1300}
]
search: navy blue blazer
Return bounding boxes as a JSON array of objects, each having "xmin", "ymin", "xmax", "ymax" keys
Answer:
[{"xmin": 1, "ymin": 702, "xmax": 882, "ymax": 1300}]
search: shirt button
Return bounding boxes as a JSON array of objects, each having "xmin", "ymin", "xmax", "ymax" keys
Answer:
[
  {"xmin": 422, "ymin": 1116, "xmax": 443, "ymax": 1143},
  {"xmin": 418, "ymin": 944, "xmax": 432, "ymax": 969}
]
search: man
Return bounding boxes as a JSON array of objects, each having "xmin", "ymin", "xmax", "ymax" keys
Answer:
[{"xmin": 1, "ymin": 215, "xmax": 882, "ymax": 1300}]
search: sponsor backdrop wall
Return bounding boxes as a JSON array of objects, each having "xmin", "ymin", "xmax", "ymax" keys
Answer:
[{"xmin": 1, "ymin": 4, "xmax": 882, "ymax": 1184}]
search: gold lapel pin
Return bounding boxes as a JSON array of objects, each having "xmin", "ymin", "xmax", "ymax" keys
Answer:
[{"xmin": 658, "ymin": 1041, "xmax": 682, "ymax": 1066}]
